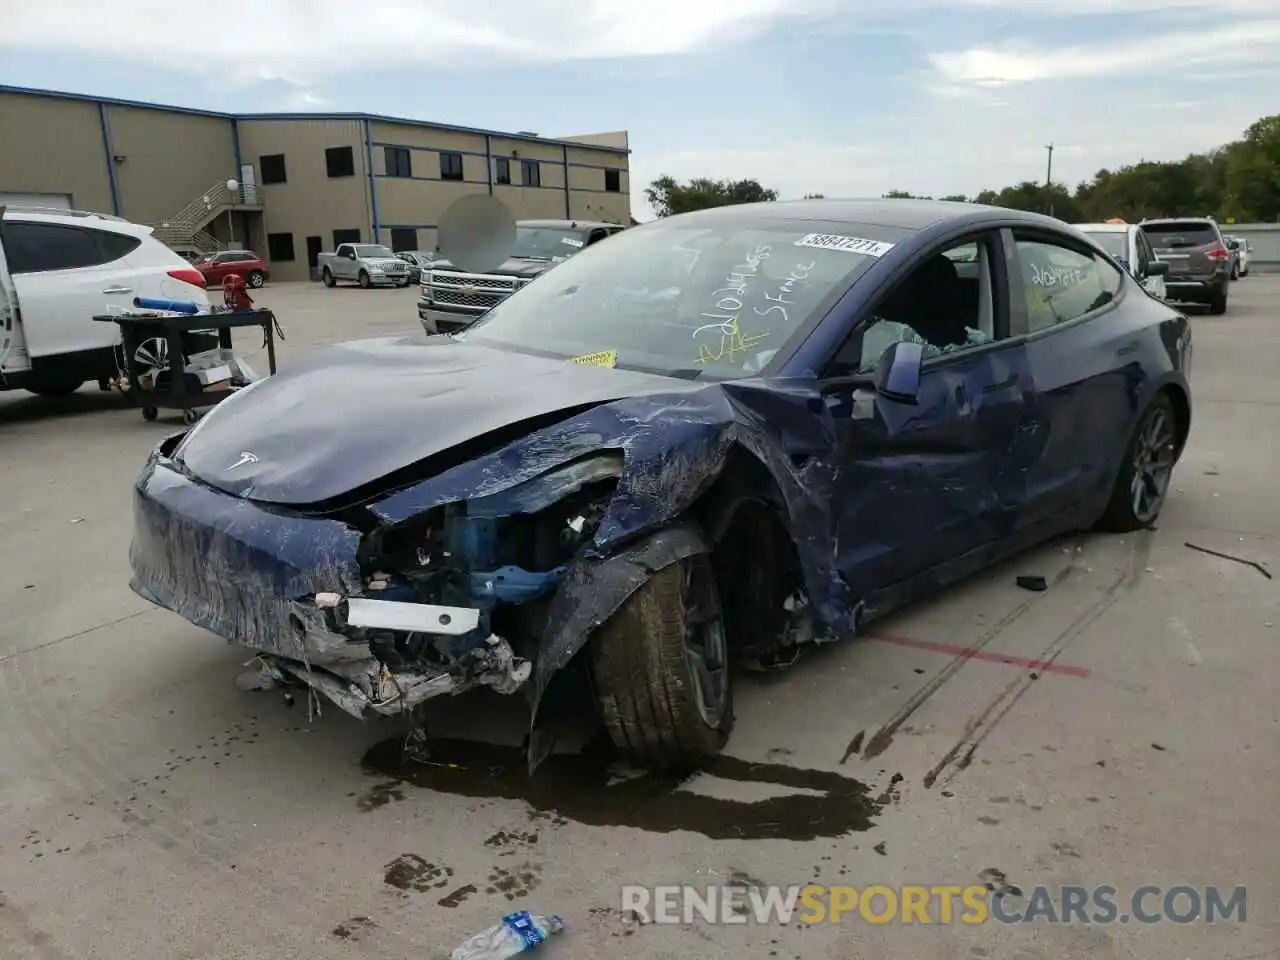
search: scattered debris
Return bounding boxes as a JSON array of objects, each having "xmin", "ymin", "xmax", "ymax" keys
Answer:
[
  {"xmin": 331, "ymin": 917, "xmax": 376, "ymax": 941},
  {"xmin": 839, "ymin": 731, "xmax": 865, "ymax": 764},
  {"xmin": 873, "ymin": 841, "xmax": 887, "ymax": 856},
  {"xmin": 1151, "ymin": 743, "xmax": 1167, "ymax": 752},
  {"xmin": 69, "ymin": 517, "xmax": 84, "ymax": 524},
  {"xmin": 1184, "ymin": 542, "xmax": 1272, "ymax": 579},
  {"xmin": 1015, "ymin": 575, "xmax": 1048, "ymax": 592},
  {"xmin": 450, "ymin": 911, "xmax": 564, "ymax": 959}
]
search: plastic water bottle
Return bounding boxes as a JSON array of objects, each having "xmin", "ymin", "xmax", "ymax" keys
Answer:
[{"xmin": 450, "ymin": 911, "xmax": 564, "ymax": 959}]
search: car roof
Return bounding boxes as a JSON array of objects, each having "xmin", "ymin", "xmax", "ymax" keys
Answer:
[
  {"xmin": 0, "ymin": 207, "xmax": 153, "ymax": 236},
  {"xmin": 649, "ymin": 197, "xmax": 1062, "ymax": 233},
  {"xmin": 1140, "ymin": 217, "xmax": 1216, "ymax": 226},
  {"xmin": 1073, "ymin": 222, "xmax": 1130, "ymax": 233},
  {"xmin": 519, "ymin": 218, "xmax": 619, "ymax": 230}
]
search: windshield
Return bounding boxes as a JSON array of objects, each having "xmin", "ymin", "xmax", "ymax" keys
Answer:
[
  {"xmin": 511, "ymin": 226, "xmax": 589, "ymax": 261},
  {"xmin": 355, "ymin": 244, "xmax": 395, "ymax": 258},
  {"xmin": 1080, "ymin": 231, "xmax": 1128, "ymax": 261},
  {"xmin": 461, "ymin": 217, "xmax": 904, "ymax": 380}
]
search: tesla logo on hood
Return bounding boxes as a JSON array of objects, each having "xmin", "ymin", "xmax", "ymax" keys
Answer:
[{"xmin": 227, "ymin": 451, "xmax": 259, "ymax": 471}]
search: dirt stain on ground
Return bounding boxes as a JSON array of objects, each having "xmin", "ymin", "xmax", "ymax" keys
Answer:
[
  {"xmin": 360, "ymin": 736, "xmax": 885, "ymax": 841},
  {"xmin": 383, "ymin": 854, "xmax": 454, "ymax": 893}
]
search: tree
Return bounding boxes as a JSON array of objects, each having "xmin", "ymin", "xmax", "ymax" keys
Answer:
[
  {"xmin": 804, "ymin": 193, "xmax": 826, "ymax": 199},
  {"xmin": 890, "ymin": 112, "xmax": 1280, "ymax": 223},
  {"xmin": 645, "ymin": 176, "xmax": 779, "ymax": 217}
]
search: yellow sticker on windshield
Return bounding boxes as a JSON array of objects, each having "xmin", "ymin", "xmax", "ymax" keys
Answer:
[{"xmin": 568, "ymin": 349, "xmax": 617, "ymax": 368}]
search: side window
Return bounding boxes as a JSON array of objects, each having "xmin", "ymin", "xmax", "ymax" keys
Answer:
[
  {"xmin": 587, "ymin": 228, "xmax": 608, "ymax": 245},
  {"xmin": 827, "ymin": 235, "xmax": 1001, "ymax": 376},
  {"xmin": 1014, "ymin": 237, "xmax": 1122, "ymax": 333},
  {"xmin": 0, "ymin": 221, "xmax": 139, "ymax": 274}
]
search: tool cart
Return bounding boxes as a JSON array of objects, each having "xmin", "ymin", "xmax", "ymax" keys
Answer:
[{"xmin": 94, "ymin": 291, "xmax": 281, "ymax": 423}]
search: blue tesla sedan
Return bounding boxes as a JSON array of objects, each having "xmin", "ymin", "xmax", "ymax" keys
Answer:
[{"xmin": 129, "ymin": 199, "xmax": 1192, "ymax": 772}]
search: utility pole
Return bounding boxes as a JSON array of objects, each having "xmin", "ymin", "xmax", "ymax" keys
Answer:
[{"xmin": 1045, "ymin": 143, "xmax": 1055, "ymax": 218}]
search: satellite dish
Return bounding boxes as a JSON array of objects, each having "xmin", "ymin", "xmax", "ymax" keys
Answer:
[{"xmin": 437, "ymin": 194, "xmax": 516, "ymax": 274}]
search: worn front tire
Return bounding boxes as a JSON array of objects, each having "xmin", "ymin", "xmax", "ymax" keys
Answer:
[
  {"xmin": 322, "ymin": 268, "xmax": 336, "ymax": 288},
  {"xmin": 590, "ymin": 553, "xmax": 733, "ymax": 771}
]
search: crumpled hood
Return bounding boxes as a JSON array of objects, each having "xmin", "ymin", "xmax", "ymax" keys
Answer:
[{"xmin": 174, "ymin": 337, "xmax": 689, "ymax": 506}]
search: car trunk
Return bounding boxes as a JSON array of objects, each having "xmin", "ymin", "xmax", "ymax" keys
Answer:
[{"xmin": 1140, "ymin": 222, "xmax": 1222, "ymax": 277}]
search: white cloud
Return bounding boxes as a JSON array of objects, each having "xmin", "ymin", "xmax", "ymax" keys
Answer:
[
  {"xmin": 2, "ymin": 0, "xmax": 839, "ymax": 84},
  {"xmin": 931, "ymin": 20, "xmax": 1280, "ymax": 86},
  {"xmin": 629, "ymin": 78, "xmax": 1277, "ymax": 217}
]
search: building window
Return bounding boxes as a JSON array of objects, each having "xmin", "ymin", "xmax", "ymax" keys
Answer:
[
  {"xmin": 385, "ymin": 146, "xmax": 412, "ymax": 178},
  {"xmin": 266, "ymin": 232, "xmax": 295, "ymax": 262},
  {"xmin": 390, "ymin": 228, "xmax": 418, "ymax": 252},
  {"xmin": 521, "ymin": 159, "xmax": 541, "ymax": 188},
  {"xmin": 333, "ymin": 228, "xmax": 361, "ymax": 247},
  {"xmin": 604, "ymin": 168, "xmax": 621, "ymax": 193},
  {"xmin": 326, "ymin": 146, "xmax": 356, "ymax": 178},
  {"xmin": 495, "ymin": 157, "xmax": 511, "ymax": 185},
  {"xmin": 440, "ymin": 152, "xmax": 464, "ymax": 181},
  {"xmin": 259, "ymin": 154, "xmax": 287, "ymax": 185}
]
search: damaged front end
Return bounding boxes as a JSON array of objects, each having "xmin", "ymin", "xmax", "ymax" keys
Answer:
[{"xmin": 130, "ymin": 442, "xmax": 631, "ymax": 726}]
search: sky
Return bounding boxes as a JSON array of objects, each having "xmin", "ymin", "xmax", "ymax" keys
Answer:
[{"xmin": 3, "ymin": 1, "xmax": 1279, "ymax": 219}]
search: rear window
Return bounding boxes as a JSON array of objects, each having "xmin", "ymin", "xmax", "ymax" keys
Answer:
[
  {"xmin": 1141, "ymin": 222, "xmax": 1219, "ymax": 248},
  {"xmin": 1080, "ymin": 231, "xmax": 1128, "ymax": 261}
]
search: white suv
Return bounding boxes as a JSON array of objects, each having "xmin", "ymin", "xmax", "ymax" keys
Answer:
[{"xmin": 0, "ymin": 206, "xmax": 212, "ymax": 397}]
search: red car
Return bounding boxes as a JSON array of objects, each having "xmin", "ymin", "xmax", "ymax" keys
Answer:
[{"xmin": 193, "ymin": 250, "xmax": 269, "ymax": 287}]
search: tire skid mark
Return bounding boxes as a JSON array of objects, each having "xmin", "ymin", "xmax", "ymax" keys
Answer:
[
  {"xmin": 862, "ymin": 540, "xmax": 1084, "ymax": 760},
  {"xmin": 924, "ymin": 531, "xmax": 1152, "ymax": 789}
]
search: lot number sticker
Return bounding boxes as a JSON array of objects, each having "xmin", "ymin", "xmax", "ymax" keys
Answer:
[
  {"xmin": 795, "ymin": 234, "xmax": 895, "ymax": 257},
  {"xmin": 562, "ymin": 237, "xmax": 585, "ymax": 248},
  {"xmin": 568, "ymin": 349, "xmax": 617, "ymax": 368}
]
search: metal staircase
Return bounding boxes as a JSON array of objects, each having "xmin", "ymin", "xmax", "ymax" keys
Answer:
[{"xmin": 149, "ymin": 179, "xmax": 261, "ymax": 255}]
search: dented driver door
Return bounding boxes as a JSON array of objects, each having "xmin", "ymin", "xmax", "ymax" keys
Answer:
[{"xmin": 820, "ymin": 341, "xmax": 1033, "ymax": 603}]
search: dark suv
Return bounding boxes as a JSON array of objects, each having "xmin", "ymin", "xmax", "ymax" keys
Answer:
[{"xmin": 1138, "ymin": 217, "xmax": 1231, "ymax": 314}]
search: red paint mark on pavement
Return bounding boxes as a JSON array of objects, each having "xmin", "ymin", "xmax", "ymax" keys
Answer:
[{"xmin": 871, "ymin": 633, "xmax": 1092, "ymax": 678}]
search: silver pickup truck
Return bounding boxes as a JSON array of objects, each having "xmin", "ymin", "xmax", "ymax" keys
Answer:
[
  {"xmin": 318, "ymin": 243, "xmax": 411, "ymax": 288},
  {"xmin": 418, "ymin": 219, "xmax": 625, "ymax": 334}
]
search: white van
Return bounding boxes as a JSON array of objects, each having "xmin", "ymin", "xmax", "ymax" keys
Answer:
[{"xmin": 0, "ymin": 206, "xmax": 213, "ymax": 396}]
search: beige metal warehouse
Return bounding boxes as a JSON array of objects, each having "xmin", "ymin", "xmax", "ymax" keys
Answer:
[{"xmin": 0, "ymin": 85, "xmax": 631, "ymax": 282}]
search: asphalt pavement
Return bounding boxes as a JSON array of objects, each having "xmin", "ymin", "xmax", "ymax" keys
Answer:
[{"xmin": 1, "ymin": 278, "xmax": 1275, "ymax": 959}]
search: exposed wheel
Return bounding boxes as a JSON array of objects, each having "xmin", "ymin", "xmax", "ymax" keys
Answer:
[
  {"xmin": 1096, "ymin": 393, "xmax": 1179, "ymax": 533},
  {"xmin": 322, "ymin": 268, "xmax": 336, "ymax": 288},
  {"xmin": 142, "ymin": 406, "xmax": 159, "ymax": 421},
  {"xmin": 247, "ymin": 270, "xmax": 266, "ymax": 288},
  {"xmin": 27, "ymin": 380, "xmax": 84, "ymax": 397},
  {"xmin": 590, "ymin": 552, "xmax": 733, "ymax": 771},
  {"xmin": 1209, "ymin": 292, "xmax": 1227, "ymax": 315},
  {"xmin": 358, "ymin": 270, "xmax": 372, "ymax": 289}
]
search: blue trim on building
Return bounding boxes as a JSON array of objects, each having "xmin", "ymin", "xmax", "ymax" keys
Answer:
[
  {"xmin": 97, "ymin": 103, "xmax": 122, "ymax": 216},
  {"xmin": 484, "ymin": 135, "xmax": 494, "ymax": 196},
  {"xmin": 0, "ymin": 84, "xmax": 629, "ymax": 154},
  {"xmin": 231, "ymin": 118, "xmax": 244, "ymax": 184},
  {"xmin": 363, "ymin": 119, "xmax": 380, "ymax": 241},
  {"xmin": 562, "ymin": 144, "xmax": 572, "ymax": 218}
]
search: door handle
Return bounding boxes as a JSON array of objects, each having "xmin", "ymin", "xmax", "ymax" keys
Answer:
[{"xmin": 102, "ymin": 286, "xmax": 133, "ymax": 294}]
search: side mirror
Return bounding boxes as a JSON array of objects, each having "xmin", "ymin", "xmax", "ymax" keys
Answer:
[
  {"xmin": 1146, "ymin": 260, "xmax": 1169, "ymax": 277},
  {"xmin": 873, "ymin": 340, "xmax": 924, "ymax": 404}
]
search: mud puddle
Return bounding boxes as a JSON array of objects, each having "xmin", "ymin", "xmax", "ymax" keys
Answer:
[{"xmin": 361, "ymin": 736, "xmax": 885, "ymax": 840}]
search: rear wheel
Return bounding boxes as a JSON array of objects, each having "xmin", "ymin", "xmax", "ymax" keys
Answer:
[
  {"xmin": 590, "ymin": 552, "xmax": 733, "ymax": 771},
  {"xmin": 322, "ymin": 268, "xmax": 336, "ymax": 288},
  {"xmin": 358, "ymin": 270, "xmax": 372, "ymax": 289},
  {"xmin": 246, "ymin": 270, "xmax": 266, "ymax": 288},
  {"xmin": 1096, "ymin": 393, "xmax": 1179, "ymax": 532},
  {"xmin": 1209, "ymin": 290, "xmax": 1227, "ymax": 315}
]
